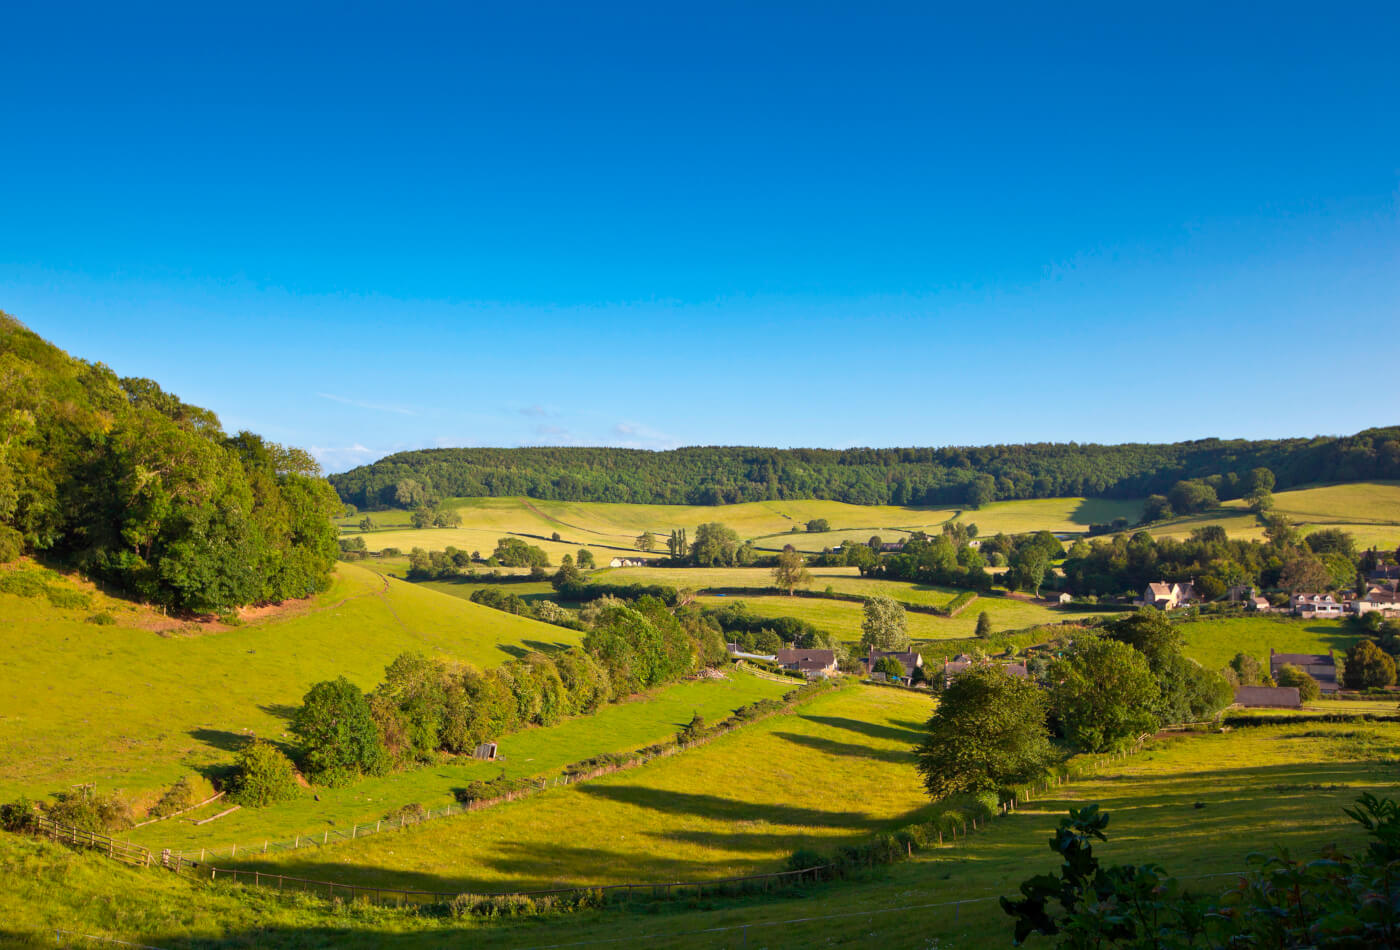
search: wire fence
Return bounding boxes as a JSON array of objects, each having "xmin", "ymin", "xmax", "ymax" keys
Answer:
[
  {"xmin": 171, "ymin": 859, "xmax": 833, "ymax": 909},
  {"xmin": 121, "ymin": 672, "xmax": 841, "ymax": 865},
  {"xmin": 54, "ymin": 931, "xmax": 166, "ymax": 949}
]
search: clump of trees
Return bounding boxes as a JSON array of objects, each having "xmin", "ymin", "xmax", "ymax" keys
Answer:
[
  {"xmin": 285, "ymin": 596, "xmax": 728, "ymax": 788},
  {"xmin": 917, "ymin": 609, "xmax": 1233, "ymax": 802},
  {"xmin": 0, "ymin": 315, "xmax": 342, "ymax": 612},
  {"xmin": 1344, "ymin": 639, "xmax": 1398, "ymax": 689},
  {"xmin": 1061, "ymin": 523, "xmax": 1364, "ymax": 600}
]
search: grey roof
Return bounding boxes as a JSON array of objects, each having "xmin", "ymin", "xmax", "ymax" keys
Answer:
[
  {"xmin": 1233, "ymin": 686, "xmax": 1302, "ymax": 708},
  {"xmin": 776, "ymin": 649, "xmax": 836, "ymax": 671}
]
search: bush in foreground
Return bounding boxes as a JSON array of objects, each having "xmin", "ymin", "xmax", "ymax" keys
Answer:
[{"xmin": 226, "ymin": 740, "xmax": 299, "ymax": 807}]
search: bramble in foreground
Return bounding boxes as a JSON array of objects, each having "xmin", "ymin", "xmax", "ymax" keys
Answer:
[{"xmin": 1003, "ymin": 794, "xmax": 1400, "ymax": 948}]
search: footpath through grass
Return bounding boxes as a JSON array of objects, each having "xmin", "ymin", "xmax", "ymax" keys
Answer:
[
  {"xmin": 0, "ymin": 562, "xmax": 580, "ymax": 804},
  {"xmin": 127, "ymin": 670, "xmax": 790, "ymax": 851}
]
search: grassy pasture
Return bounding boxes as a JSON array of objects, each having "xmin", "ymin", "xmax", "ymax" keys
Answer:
[
  {"xmin": 1174, "ymin": 615, "xmax": 1361, "ymax": 673},
  {"xmin": 0, "ymin": 562, "xmax": 580, "ymax": 804},
  {"xmin": 3, "ymin": 718, "xmax": 1397, "ymax": 948},
  {"xmin": 345, "ymin": 495, "xmax": 1172, "ymax": 563},
  {"xmin": 598, "ymin": 565, "xmax": 962, "ymax": 608},
  {"xmin": 950, "ymin": 496, "xmax": 1144, "ymax": 535},
  {"xmin": 695, "ymin": 590, "xmax": 1101, "ymax": 641},
  {"xmin": 128, "ymin": 671, "xmax": 790, "ymax": 851},
  {"xmin": 225, "ymin": 685, "xmax": 934, "ymax": 893}
]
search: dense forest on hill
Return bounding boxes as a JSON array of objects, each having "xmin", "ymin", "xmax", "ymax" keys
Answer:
[
  {"xmin": 0, "ymin": 314, "xmax": 341, "ymax": 612},
  {"xmin": 331, "ymin": 432, "xmax": 1400, "ymax": 510}
]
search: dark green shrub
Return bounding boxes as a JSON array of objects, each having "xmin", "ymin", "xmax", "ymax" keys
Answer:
[
  {"xmin": 226, "ymin": 740, "xmax": 299, "ymax": 807},
  {"xmin": 46, "ymin": 790, "xmax": 133, "ymax": 832},
  {"xmin": 0, "ymin": 525, "xmax": 23, "ymax": 563},
  {"xmin": 0, "ymin": 797, "xmax": 36, "ymax": 832},
  {"xmin": 149, "ymin": 776, "xmax": 199, "ymax": 818},
  {"xmin": 85, "ymin": 611, "xmax": 116, "ymax": 626},
  {"xmin": 786, "ymin": 847, "xmax": 825, "ymax": 872},
  {"xmin": 45, "ymin": 587, "xmax": 91, "ymax": 609}
]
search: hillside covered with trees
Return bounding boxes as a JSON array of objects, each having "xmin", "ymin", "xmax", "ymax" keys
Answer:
[
  {"xmin": 0, "ymin": 314, "xmax": 341, "ymax": 612},
  {"xmin": 330, "ymin": 430, "xmax": 1400, "ymax": 510}
]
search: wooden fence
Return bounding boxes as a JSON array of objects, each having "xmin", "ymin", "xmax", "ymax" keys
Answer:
[
  {"xmin": 34, "ymin": 816, "xmax": 153, "ymax": 868},
  {"xmin": 167, "ymin": 674, "xmax": 840, "ymax": 864}
]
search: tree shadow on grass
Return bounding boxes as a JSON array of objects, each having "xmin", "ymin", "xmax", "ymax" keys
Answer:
[
  {"xmin": 257, "ymin": 703, "xmax": 299, "ymax": 721},
  {"xmin": 576, "ymin": 784, "xmax": 878, "ymax": 830},
  {"xmin": 187, "ymin": 728, "xmax": 251, "ymax": 752},
  {"xmin": 797, "ymin": 715, "xmax": 924, "ymax": 745},
  {"xmin": 771, "ymin": 731, "xmax": 913, "ymax": 765}
]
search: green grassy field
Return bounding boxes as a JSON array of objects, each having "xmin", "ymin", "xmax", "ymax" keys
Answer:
[
  {"xmin": 696, "ymin": 590, "xmax": 1100, "ymax": 642},
  {"xmin": 0, "ymin": 561, "xmax": 581, "ymax": 805},
  {"xmin": 225, "ymin": 685, "xmax": 935, "ymax": 893},
  {"xmin": 948, "ymin": 496, "xmax": 1144, "ymax": 535},
  {"xmin": 1175, "ymin": 615, "xmax": 1361, "ymax": 673},
  {"xmin": 598, "ymin": 564, "xmax": 962, "ymax": 607},
  {"xmin": 345, "ymin": 494, "xmax": 1173, "ymax": 561},
  {"xmin": 127, "ymin": 670, "xmax": 791, "ymax": 852},
  {"xmin": 3, "ymin": 717, "xmax": 1396, "ymax": 949}
]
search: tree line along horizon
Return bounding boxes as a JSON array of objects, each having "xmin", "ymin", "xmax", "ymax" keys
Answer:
[{"xmin": 4, "ymin": 312, "xmax": 1398, "ymax": 614}]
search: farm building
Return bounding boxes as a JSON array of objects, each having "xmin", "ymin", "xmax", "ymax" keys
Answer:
[
  {"xmin": 1232, "ymin": 686, "xmax": 1303, "ymax": 709},
  {"xmin": 941, "ymin": 654, "xmax": 1028, "ymax": 688},
  {"xmin": 1289, "ymin": 593, "xmax": 1345, "ymax": 617},
  {"xmin": 608, "ymin": 556, "xmax": 649, "ymax": 568},
  {"xmin": 1140, "ymin": 581, "xmax": 1197, "ymax": 610},
  {"xmin": 775, "ymin": 648, "xmax": 838, "ymax": 678},
  {"xmin": 864, "ymin": 648, "xmax": 924, "ymax": 679},
  {"xmin": 1248, "ymin": 596, "xmax": 1272, "ymax": 612},
  {"xmin": 1269, "ymin": 648, "xmax": 1339, "ymax": 693}
]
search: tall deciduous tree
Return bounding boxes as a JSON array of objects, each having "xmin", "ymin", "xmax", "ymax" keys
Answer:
[
  {"xmin": 1052, "ymin": 638, "xmax": 1161, "ymax": 752},
  {"xmin": 772, "ymin": 544, "xmax": 812, "ymax": 595},
  {"xmin": 292, "ymin": 677, "xmax": 389, "ymax": 786},
  {"xmin": 1343, "ymin": 639, "xmax": 1396, "ymax": 690},
  {"xmin": 915, "ymin": 664, "xmax": 1053, "ymax": 799},
  {"xmin": 860, "ymin": 594, "xmax": 909, "ymax": 652}
]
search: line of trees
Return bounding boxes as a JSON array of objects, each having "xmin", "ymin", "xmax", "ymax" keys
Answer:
[
  {"xmin": 0, "ymin": 313, "xmax": 341, "ymax": 612},
  {"xmin": 328, "ymin": 431, "xmax": 1400, "ymax": 510},
  {"xmin": 1061, "ymin": 523, "xmax": 1376, "ymax": 599},
  {"xmin": 271, "ymin": 597, "xmax": 728, "ymax": 791}
]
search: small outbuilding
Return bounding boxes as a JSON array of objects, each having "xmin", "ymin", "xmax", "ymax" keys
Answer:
[{"xmin": 1232, "ymin": 686, "xmax": 1302, "ymax": 709}]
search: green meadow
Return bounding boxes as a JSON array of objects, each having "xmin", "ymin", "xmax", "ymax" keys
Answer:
[
  {"xmin": 0, "ymin": 561, "xmax": 580, "ymax": 804},
  {"xmin": 225, "ymin": 684, "xmax": 935, "ymax": 892},
  {"xmin": 127, "ymin": 670, "xmax": 791, "ymax": 852},
  {"xmin": 2, "ymin": 716, "xmax": 1396, "ymax": 949},
  {"xmin": 1174, "ymin": 614, "xmax": 1361, "ymax": 673}
]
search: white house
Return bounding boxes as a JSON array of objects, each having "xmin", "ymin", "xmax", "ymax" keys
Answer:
[
  {"xmin": 1290, "ymin": 593, "xmax": 1344, "ymax": 617},
  {"xmin": 1141, "ymin": 581, "xmax": 1197, "ymax": 610},
  {"xmin": 608, "ymin": 556, "xmax": 649, "ymax": 568}
]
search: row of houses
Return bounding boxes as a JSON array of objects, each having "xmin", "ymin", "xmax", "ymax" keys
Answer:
[{"xmin": 1139, "ymin": 577, "xmax": 1400, "ymax": 618}]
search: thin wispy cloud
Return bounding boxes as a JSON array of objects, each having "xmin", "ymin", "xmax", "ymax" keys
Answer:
[
  {"xmin": 317, "ymin": 392, "xmax": 418, "ymax": 416},
  {"xmin": 612, "ymin": 421, "xmax": 681, "ymax": 450},
  {"xmin": 519, "ymin": 404, "xmax": 556, "ymax": 418},
  {"xmin": 308, "ymin": 443, "xmax": 379, "ymax": 471}
]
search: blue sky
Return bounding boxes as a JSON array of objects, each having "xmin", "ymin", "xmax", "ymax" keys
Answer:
[{"xmin": 2, "ymin": 2, "xmax": 1397, "ymax": 472}]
